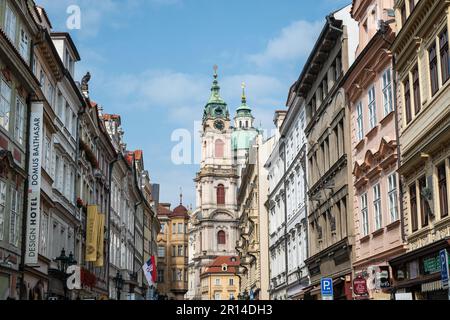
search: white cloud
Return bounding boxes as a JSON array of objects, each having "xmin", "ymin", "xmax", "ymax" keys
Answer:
[
  {"xmin": 104, "ymin": 69, "xmax": 286, "ymax": 130},
  {"xmin": 248, "ymin": 20, "xmax": 323, "ymax": 67}
]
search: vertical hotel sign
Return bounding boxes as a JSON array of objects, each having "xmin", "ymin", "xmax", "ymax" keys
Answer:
[{"xmin": 25, "ymin": 102, "xmax": 44, "ymax": 265}]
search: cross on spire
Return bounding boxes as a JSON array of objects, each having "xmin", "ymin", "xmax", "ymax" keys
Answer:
[{"xmin": 179, "ymin": 187, "xmax": 183, "ymax": 205}]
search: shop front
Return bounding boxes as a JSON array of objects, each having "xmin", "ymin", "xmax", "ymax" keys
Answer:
[
  {"xmin": 353, "ymin": 264, "xmax": 394, "ymax": 300},
  {"xmin": 389, "ymin": 237, "xmax": 450, "ymax": 300},
  {"xmin": 0, "ymin": 248, "xmax": 21, "ymax": 300}
]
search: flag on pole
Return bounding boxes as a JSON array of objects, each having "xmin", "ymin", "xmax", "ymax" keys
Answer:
[{"xmin": 143, "ymin": 256, "xmax": 157, "ymax": 286}]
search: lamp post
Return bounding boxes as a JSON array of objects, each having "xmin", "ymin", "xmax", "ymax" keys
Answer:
[
  {"xmin": 55, "ymin": 249, "xmax": 77, "ymax": 300},
  {"xmin": 113, "ymin": 271, "xmax": 124, "ymax": 300}
]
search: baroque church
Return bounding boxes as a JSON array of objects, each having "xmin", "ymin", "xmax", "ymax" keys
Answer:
[{"xmin": 186, "ymin": 67, "xmax": 259, "ymax": 300}]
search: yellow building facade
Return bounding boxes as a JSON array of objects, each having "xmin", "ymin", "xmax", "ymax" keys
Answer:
[
  {"xmin": 200, "ymin": 256, "xmax": 240, "ymax": 300},
  {"xmin": 156, "ymin": 202, "xmax": 189, "ymax": 300}
]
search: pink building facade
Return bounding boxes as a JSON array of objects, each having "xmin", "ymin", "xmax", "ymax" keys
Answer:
[{"xmin": 343, "ymin": 0, "xmax": 406, "ymax": 299}]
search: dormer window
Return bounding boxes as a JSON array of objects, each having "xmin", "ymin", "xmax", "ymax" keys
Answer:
[
  {"xmin": 222, "ymin": 264, "xmax": 228, "ymax": 272},
  {"xmin": 65, "ymin": 49, "xmax": 75, "ymax": 76}
]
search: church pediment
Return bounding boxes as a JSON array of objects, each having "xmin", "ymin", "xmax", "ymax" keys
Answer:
[{"xmin": 210, "ymin": 210, "xmax": 235, "ymax": 221}]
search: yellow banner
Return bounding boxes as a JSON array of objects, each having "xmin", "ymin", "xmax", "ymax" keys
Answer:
[
  {"xmin": 94, "ymin": 213, "xmax": 105, "ymax": 267},
  {"xmin": 85, "ymin": 205, "xmax": 99, "ymax": 262}
]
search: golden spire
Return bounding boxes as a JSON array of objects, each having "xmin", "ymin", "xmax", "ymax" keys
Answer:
[{"xmin": 241, "ymin": 82, "xmax": 247, "ymax": 104}]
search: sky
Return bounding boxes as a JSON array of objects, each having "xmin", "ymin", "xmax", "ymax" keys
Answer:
[{"xmin": 36, "ymin": 0, "xmax": 350, "ymax": 208}]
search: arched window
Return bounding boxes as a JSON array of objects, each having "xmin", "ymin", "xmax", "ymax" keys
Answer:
[
  {"xmin": 217, "ymin": 184, "xmax": 225, "ymax": 205},
  {"xmin": 215, "ymin": 139, "xmax": 224, "ymax": 158},
  {"xmin": 245, "ymin": 120, "xmax": 249, "ymax": 128},
  {"xmin": 217, "ymin": 230, "xmax": 226, "ymax": 245}
]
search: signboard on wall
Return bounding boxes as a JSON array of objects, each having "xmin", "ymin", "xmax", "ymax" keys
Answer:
[
  {"xmin": 353, "ymin": 276, "xmax": 368, "ymax": 296},
  {"xmin": 24, "ymin": 102, "xmax": 44, "ymax": 265}
]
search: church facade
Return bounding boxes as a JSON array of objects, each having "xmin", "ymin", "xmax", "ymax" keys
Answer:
[{"xmin": 186, "ymin": 68, "xmax": 259, "ymax": 300}]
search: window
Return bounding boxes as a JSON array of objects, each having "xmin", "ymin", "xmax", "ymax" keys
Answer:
[
  {"xmin": 404, "ymin": 78, "xmax": 412, "ymax": 124},
  {"xmin": 9, "ymin": 187, "xmax": 20, "ymax": 247},
  {"xmin": 160, "ymin": 223, "xmax": 165, "ymax": 234},
  {"xmin": 412, "ymin": 65, "xmax": 421, "ymax": 115},
  {"xmin": 57, "ymin": 91, "xmax": 64, "ymax": 119},
  {"xmin": 440, "ymin": 29, "xmax": 450, "ymax": 84},
  {"xmin": 388, "ymin": 174, "xmax": 399, "ymax": 222},
  {"xmin": 409, "ymin": 0, "xmax": 415, "ymax": 13},
  {"xmin": 217, "ymin": 230, "xmax": 226, "ymax": 245},
  {"xmin": 178, "ymin": 245, "xmax": 183, "ymax": 257},
  {"xmin": 176, "ymin": 269, "xmax": 182, "ymax": 281},
  {"xmin": 382, "ymin": 68, "xmax": 393, "ymax": 115},
  {"xmin": 410, "ymin": 184, "xmax": 418, "ymax": 232},
  {"xmin": 438, "ymin": 163, "xmax": 448, "ymax": 218},
  {"xmin": 229, "ymin": 278, "xmax": 234, "ymax": 286},
  {"xmin": 19, "ymin": 28, "xmax": 30, "ymax": 63},
  {"xmin": 356, "ymin": 102, "xmax": 364, "ymax": 141},
  {"xmin": 0, "ymin": 79, "xmax": 12, "ymax": 130},
  {"xmin": 214, "ymin": 293, "xmax": 221, "ymax": 300},
  {"xmin": 400, "ymin": 3, "xmax": 407, "ymax": 26},
  {"xmin": 215, "ymin": 278, "xmax": 220, "ymax": 285},
  {"xmin": 335, "ymin": 54, "xmax": 342, "ymax": 80},
  {"xmin": 178, "ymin": 223, "xmax": 183, "ymax": 234},
  {"xmin": 5, "ymin": 4, "xmax": 17, "ymax": 43},
  {"xmin": 172, "ymin": 223, "xmax": 176, "ymax": 234},
  {"xmin": 217, "ymin": 184, "xmax": 225, "ymax": 205},
  {"xmin": 46, "ymin": 83, "xmax": 55, "ymax": 107},
  {"xmin": 361, "ymin": 194, "xmax": 369, "ymax": 236},
  {"xmin": 157, "ymin": 269, "xmax": 164, "ymax": 283},
  {"xmin": 40, "ymin": 212, "xmax": 48, "ymax": 257},
  {"xmin": 0, "ymin": 181, "xmax": 6, "ymax": 241},
  {"xmin": 419, "ymin": 177, "xmax": 429, "ymax": 227},
  {"xmin": 373, "ymin": 184, "xmax": 382, "ymax": 230},
  {"xmin": 172, "ymin": 245, "xmax": 176, "ymax": 257},
  {"xmin": 71, "ymin": 113, "xmax": 77, "ymax": 137},
  {"xmin": 368, "ymin": 86, "xmax": 377, "ymax": 128},
  {"xmin": 15, "ymin": 97, "xmax": 25, "ymax": 145},
  {"xmin": 158, "ymin": 246, "xmax": 165, "ymax": 258},
  {"xmin": 65, "ymin": 104, "xmax": 71, "ymax": 130},
  {"xmin": 229, "ymin": 293, "xmax": 235, "ymax": 300},
  {"xmin": 429, "ymin": 42, "xmax": 439, "ymax": 96},
  {"xmin": 215, "ymin": 139, "xmax": 224, "ymax": 158}
]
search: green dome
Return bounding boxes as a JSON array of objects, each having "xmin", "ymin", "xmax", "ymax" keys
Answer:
[
  {"xmin": 235, "ymin": 83, "xmax": 253, "ymax": 119},
  {"xmin": 203, "ymin": 67, "xmax": 229, "ymax": 121},
  {"xmin": 232, "ymin": 128, "xmax": 259, "ymax": 151}
]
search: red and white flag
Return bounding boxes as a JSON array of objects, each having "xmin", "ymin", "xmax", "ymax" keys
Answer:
[{"xmin": 143, "ymin": 256, "xmax": 157, "ymax": 286}]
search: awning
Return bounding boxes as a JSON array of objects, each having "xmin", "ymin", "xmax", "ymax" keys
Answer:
[{"xmin": 421, "ymin": 280, "xmax": 444, "ymax": 293}]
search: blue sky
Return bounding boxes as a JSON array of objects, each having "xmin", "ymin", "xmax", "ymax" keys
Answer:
[{"xmin": 36, "ymin": 0, "xmax": 350, "ymax": 207}]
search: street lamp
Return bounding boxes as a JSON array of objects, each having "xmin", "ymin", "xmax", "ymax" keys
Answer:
[
  {"xmin": 113, "ymin": 271, "xmax": 124, "ymax": 300},
  {"xmin": 55, "ymin": 249, "xmax": 77, "ymax": 300}
]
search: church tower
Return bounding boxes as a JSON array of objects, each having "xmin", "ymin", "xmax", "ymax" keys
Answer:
[
  {"xmin": 187, "ymin": 67, "xmax": 240, "ymax": 300},
  {"xmin": 232, "ymin": 83, "xmax": 259, "ymax": 179}
]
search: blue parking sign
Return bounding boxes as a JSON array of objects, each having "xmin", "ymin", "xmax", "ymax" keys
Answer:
[
  {"xmin": 440, "ymin": 250, "xmax": 449, "ymax": 289},
  {"xmin": 321, "ymin": 278, "xmax": 333, "ymax": 299}
]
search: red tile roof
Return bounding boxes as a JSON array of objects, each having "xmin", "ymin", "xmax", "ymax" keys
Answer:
[
  {"xmin": 157, "ymin": 204, "xmax": 172, "ymax": 216},
  {"xmin": 203, "ymin": 256, "xmax": 240, "ymax": 275},
  {"xmin": 134, "ymin": 150, "xmax": 143, "ymax": 161},
  {"xmin": 170, "ymin": 204, "xmax": 189, "ymax": 219},
  {"xmin": 102, "ymin": 113, "xmax": 121, "ymax": 121}
]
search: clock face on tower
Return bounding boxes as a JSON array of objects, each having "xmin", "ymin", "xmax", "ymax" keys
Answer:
[{"xmin": 214, "ymin": 120, "xmax": 225, "ymax": 131}]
